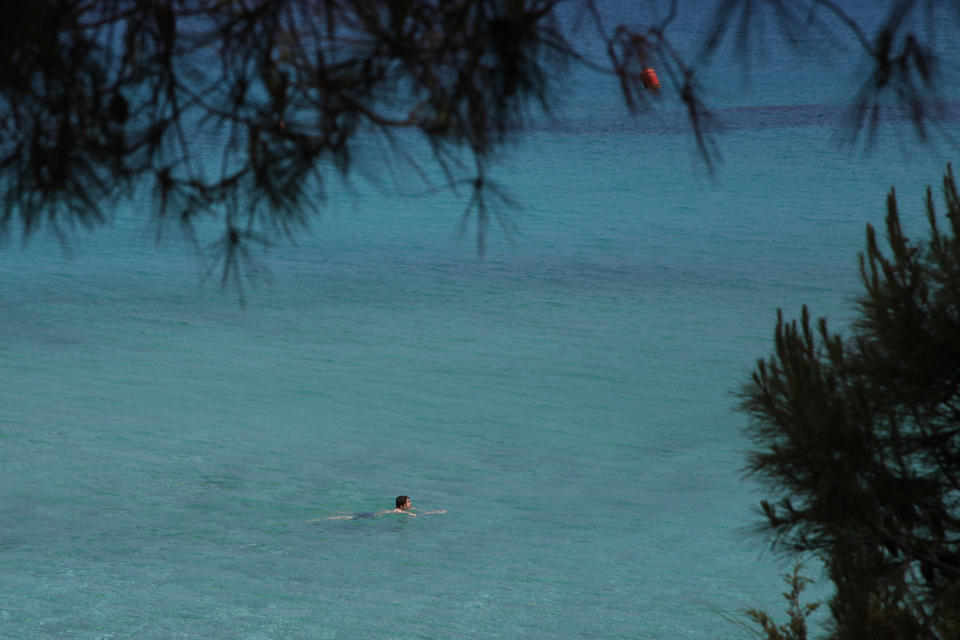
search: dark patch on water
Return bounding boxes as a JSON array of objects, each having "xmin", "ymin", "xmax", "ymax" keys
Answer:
[{"xmin": 528, "ymin": 99, "xmax": 960, "ymax": 136}]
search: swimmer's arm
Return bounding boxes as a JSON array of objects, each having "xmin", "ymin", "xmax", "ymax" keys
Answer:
[
  {"xmin": 308, "ymin": 510, "xmax": 355, "ymax": 522},
  {"xmin": 406, "ymin": 506, "xmax": 446, "ymax": 515}
]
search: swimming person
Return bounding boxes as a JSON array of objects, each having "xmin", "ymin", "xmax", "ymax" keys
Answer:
[
  {"xmin": 381, "ymin": 495, "xmax": 447, "ymax": 516},
  {"xmin": 309, "ymin": 495, "xmax": 446, "ymax": 521}
]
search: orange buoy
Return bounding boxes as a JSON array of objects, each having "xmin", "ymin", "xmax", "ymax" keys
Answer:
[{"xmin": 640, "ymin": 67, "xmax": 661, "ymax": 90}]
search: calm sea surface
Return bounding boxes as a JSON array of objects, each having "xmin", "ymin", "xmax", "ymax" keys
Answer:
[{"xmin": 2, "ymin": 3, "xmax": 959, "ymax": 638}]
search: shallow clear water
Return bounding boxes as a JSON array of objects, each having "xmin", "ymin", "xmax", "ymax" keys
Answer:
[{"xmin": 2, "ymin": 3, "xmax": 959, "ymax": 639}]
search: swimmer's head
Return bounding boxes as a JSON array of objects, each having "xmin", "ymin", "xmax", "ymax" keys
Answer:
[{"xmin": 396, "ymin": 495, "xmax": 411, "ymax": 510}]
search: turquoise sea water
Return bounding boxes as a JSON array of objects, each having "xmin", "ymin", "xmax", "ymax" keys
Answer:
[{"xmin": 3, "ymin": 4, "xmax": 960, "ymax": 639}]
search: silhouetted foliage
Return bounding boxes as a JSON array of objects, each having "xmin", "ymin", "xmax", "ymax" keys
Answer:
[
  {"xmin": 743, "ymin": 563, "xmax": 820, "ymax": 640},
  {"xmin": 741, "ymin": 165, "xmax": 960, "ymax": 639},
  {"xmin": 0, "ymin": 0, "xmax": 954, "ymax": 288}
]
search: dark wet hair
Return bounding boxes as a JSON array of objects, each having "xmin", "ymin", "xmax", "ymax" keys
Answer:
[{"xmin": 396, "ymin": 495, "xmax": 410, "ymax": 509}]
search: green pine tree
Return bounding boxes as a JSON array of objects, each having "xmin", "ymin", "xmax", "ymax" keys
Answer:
[
  {"xmin": 741, "ymin": 165, "xmax": 960, "ymax": 639},
  {"xmin": 0, "ymin": 1, "xmax": 951, "ymax": 295}
]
